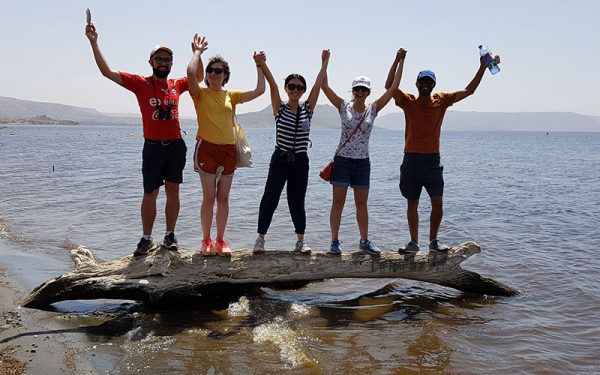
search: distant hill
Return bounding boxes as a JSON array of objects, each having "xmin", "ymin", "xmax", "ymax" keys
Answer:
[
  {"xmin": 237, "ymin": 104, "xmax": 340, "ymax": 129},
  {"xmin": 376, "ymin": 111, "xmax": 600, "ymax": 132},
  {"xmin": 1, "ymin": 96, "xmax": 599, "ymax": 132},
  {"xmin": 0, "ymin": 96, "xmax": 138, "ymax": 125}
]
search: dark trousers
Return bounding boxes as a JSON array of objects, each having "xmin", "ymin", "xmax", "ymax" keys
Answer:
[{"xmin": 258, "ymin": 150, "xmax": 309, "ymax": 235}]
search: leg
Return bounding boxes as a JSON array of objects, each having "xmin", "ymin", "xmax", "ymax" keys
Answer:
[
  {"xmin": 257, "ymin": 153, "xmax": 287, "ymax": 237},
  {"xmin": 215, "ymin": 174, "xmax": 234, "ymax": 241},
  {"xmin": 353, "ymin": 188, "xmax": 370, "ymax": 240},
  {"xmin": 141, "ymin": 141, "xmax": 166, "ymax": 238},
  {"xmin": 407, "ymin": 199, "xmax": 419, "ymax": 243},
  {"xmin": 423, "ymin": 155, "xmax": 444, "ymax": 242},
  {"xmin": 400, "ymin": 154, "xmax": 423, "ymax": 245},
  {"xmin": 350, "ymin": 157, "xmax": 371, "ymax": 241},
  {"xmin": 141, "ymin": 189, "xmax": 159, "ymax": 236},
  {"xmin": 163, "ymin": 138, "xmax": 187, "ymax": 233},
  {"xmin": 330, "ymin": 185, "xmax": 348, "ymax": 241},
  {"xmin": 164, "ymin": 181, "xmax": 180, "ymax": 232},
  {"xmin": 287, "ymin": 154, "xmax": 309, "ymax": 239},
  {"xmin": 199, "ymin": 174, "xmax": 217, "ymax": 240},
  {"xmin": 430, "ymin": 196, "xmax": 443, "ymax": 241}
]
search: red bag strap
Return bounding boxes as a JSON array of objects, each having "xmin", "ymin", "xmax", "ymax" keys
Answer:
[{"xmin": 334, "ymin": 108, "xmax": 369, "ymax": 156}]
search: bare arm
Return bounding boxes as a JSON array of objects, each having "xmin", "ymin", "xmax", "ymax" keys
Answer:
[
  {"xmin": 85, "ymin": 24, "xmax": 122, "ymax": 85},
  {"xmin": 186, "ymin": 34, "xmax": 208, "ymax": 97},
  {"xmin": 321, "ymin": 73, "xmax": 342, "ymax": 111},
  {"xmin": 239, "ymin": 51, "xmax": 266, "ymax": 103},
  {"xmin": 306, "ymin": 49, "xmax": 330, "ymax": 113},
  {"xmin": 320, "ymin": 51, "xmax": 343, "ymax": 111},
  {"xmin": 259, "ymin": 53, "xmax": 281, "ymax": 116},
  {"xmin": 376, "ymin": 48, "xmax": 406, "ymax": 111},
  {"xmin": 384, "ymin": 48, "xmax": 405, "ymax": 103},
  {"xmin": 384, "ymin": 50, "xmax": 403, "ymax": 90},
  {"xmin": 453, "ymin": 54, "xmax": 500, "ymax": 103}
]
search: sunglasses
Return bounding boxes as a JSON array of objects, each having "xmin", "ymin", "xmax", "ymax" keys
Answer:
[
  {"xmin": 352, "ymin": 86, "xmax": 370, "ymax": 93},
  {"xmin": 206, "ymin": 66, "xmax": 224, "ymax": 74},
  {"xmin": 152, "ymin": 57, "xmax": 172, "ymax": 65},
  {"xmin": 287, "ymin": 84, "xmax": 306, "ymax": 91}
]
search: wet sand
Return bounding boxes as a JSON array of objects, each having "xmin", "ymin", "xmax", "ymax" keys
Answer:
[{"xmin": 0, "ymin": 266, "xmax": 98, "ymax": 375}]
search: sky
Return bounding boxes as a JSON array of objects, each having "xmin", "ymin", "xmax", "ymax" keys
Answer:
[{"xmin": 1, "ymin": 0, "xmax": 599, "ymax": 117}]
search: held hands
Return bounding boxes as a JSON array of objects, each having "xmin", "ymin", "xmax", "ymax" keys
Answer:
[
  {"xmin": 322, "ymin": 49, "xmax": 330, "ymax": 62},
  {"xmin": 253, "ymin": 50, "xmax": 266, "ymax": 66},
  {"xmin": 85, "ymin": 24, "xmax": 98, "ymax": 42},
  {"xmin": 191, "ymin": 34, "xmax": 208, "ymax": 54},
  {"xmin": 396, "ymin": 48, "xmax": 407, "ymax": 61}
]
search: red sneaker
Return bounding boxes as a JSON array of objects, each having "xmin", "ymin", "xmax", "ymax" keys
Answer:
[
  {"xmin": 214, "ymin": 239, "xmax": 232, "ymax": 257},
  {"xmin": 201, "ymin": 238, "xmax": 215, "ymax": 256}
]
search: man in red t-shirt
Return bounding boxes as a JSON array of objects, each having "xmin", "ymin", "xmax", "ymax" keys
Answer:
[
  {"xmin": 85, "ymin": 23, "xmax": 189, "ymax": 256},
  {"xmin": 385, "ymin": 50, "xmax": 500, "ymax": 254}
]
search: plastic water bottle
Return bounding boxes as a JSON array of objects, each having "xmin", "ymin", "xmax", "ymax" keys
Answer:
[{"xmin": 479, "ymin": 44, "xmax": 500, "ymax": 75}]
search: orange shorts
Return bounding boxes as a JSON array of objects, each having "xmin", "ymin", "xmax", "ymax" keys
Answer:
[{"xmin": 194, "ymin": 139, "xmax": 236, "ymax": 175}]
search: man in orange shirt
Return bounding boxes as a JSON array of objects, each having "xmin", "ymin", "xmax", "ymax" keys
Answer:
[{"xmin": 385, "ymin": 51, "xmax": 500, "ymax": 253}]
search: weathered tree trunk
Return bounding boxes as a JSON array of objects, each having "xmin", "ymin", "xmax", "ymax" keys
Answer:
[{"xmin": 22, "ymin": 241, "xmax": 518, "ymax": 309}]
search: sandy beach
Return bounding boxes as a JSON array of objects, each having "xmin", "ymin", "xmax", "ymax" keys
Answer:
[{"xmin": 0, "ymin": 265, "xmax": 98, "ymax": 375}]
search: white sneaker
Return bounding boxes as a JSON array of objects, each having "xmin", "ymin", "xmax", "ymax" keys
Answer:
[
  {"xmin": 253, "ymin": 237, "xmax": 265, "ymax": 254},
  {"xmin": 294, "ymin": 239, "xmax": 312, "ymax": 255}
]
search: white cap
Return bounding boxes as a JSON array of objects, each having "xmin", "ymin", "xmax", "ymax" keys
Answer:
[
  {"xmin": 351, "ymin": 76, "xmax": 371, "ymax": 90},
  {"xmin": 149, "ymin": 44, "xmax": 173, "ymax": 59}
]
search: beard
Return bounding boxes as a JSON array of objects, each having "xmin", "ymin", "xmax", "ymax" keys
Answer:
[{"xmin": 153, "ymin": 67, "xmax": 170, "ymax": 79}]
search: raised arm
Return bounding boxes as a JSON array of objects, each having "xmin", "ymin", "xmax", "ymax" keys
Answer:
[
  {"xmin": 321, "ymin": 73, "xmax": 342, "ymax": 111},
  {"xmin": 85, "ymin": 24, "xmax": 122, "ymax": 85},
  {"xmin": 320, "ymin": 51, "xmax": 342, "ymax": 111},
  {"xmin": 306, "ymin": 49, "xmax": 331, "ymax": 112},
  {"xmin": 453, "ymin": 54, "xmax": 500, "ymax": 103},
  {"xmin": 384, "ymin": 49, "xmax": 405, "ymax": 90},
  {"xmin": 376, "ymin": 48, "xmax": 407, "ymax": 111},
  {"xmin": 239, "ymin": 51, "xmax": 266, "ymax": 103},
  {"xmin": 186, "ymin": 34, "xmax": 208, "ymax": 97},
  {"xmin": 384, "ymin": 48, "xmax": 406, "ymax": 103},
  {"xmin": 258, "ymin": 53, "xmax": 281, "ymax": 115}
]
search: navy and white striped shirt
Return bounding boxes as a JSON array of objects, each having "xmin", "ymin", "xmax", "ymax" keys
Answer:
[{"xmin": 274, "ymin": 102, "xmax": 312, "ymax": 154}]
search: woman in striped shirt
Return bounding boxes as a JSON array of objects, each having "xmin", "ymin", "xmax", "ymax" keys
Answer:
[{"xmin": 253, "ymin": 50, "xmax": 330, "ymax": 255}]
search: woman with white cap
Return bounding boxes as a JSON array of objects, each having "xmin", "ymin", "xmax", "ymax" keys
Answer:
[{"xmin": 321, "ymin": 48, "xmax": 406, "ymax": 255}]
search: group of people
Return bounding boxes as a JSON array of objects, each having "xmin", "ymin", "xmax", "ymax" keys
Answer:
[{"xmin": 85, "ymin": 23, "xmax": 499, "ymax": 257}]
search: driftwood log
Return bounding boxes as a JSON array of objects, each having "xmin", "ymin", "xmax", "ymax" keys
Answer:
[{"xmin": 22, "ymin": 241, "xmax": 518, "ymax": 309}]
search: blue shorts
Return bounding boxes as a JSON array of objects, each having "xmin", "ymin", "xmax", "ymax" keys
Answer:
[
  {"xmin": 330, "ymin": 155, "xmax": 370, "ymax": 189},
  {"xmin": 399, "ymin": 153, "xmax": 443, "ymax": 200}
]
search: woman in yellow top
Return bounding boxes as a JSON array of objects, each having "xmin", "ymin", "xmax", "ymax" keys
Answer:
[{"xmin": 187, "ymin": 34, "xmax": 266, "ymax": 256}]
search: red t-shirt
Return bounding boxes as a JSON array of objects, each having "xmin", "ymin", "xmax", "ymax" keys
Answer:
[{"xmin": 119, "ymin": 72, "xmax": 189, "ymax": 140}]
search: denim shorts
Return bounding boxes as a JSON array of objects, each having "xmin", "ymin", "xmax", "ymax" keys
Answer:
[
  {"xmin": 399, "ymin": 153, "xmax": 444, "ymax": 200},
  {"xmin": 330, "ymin": 155, "xmax": 370, "ymax": 189}
]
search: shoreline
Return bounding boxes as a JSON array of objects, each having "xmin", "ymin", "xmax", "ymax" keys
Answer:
[{"xmin": 0, "ymin": 264, "xmax": 99, "ymax": 375}]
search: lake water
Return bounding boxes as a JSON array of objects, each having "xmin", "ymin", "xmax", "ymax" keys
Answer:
[{"xmin": 1, "ymin": 124, "xmax": 599, "ymax": 374}]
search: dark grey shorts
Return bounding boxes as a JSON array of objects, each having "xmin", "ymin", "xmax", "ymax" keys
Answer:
[
  {"xmin": 399, "ymin": 153, "xmax": 444, "ymax": 200},
  {"xmin": 142, "ymin": 138, "xmax": 187, "ymax": 193}
]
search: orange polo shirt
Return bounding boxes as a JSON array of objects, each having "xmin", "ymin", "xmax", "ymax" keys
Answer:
[{"xmin": 395, "ymin": 91, "xmax": 456, "ymax": 153}]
